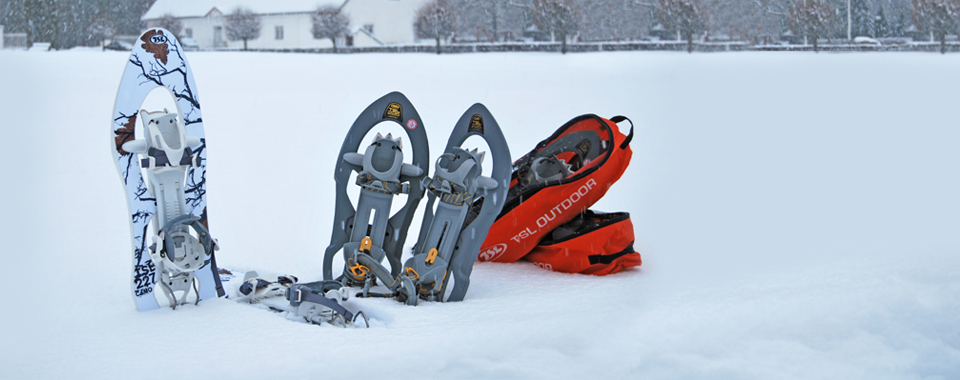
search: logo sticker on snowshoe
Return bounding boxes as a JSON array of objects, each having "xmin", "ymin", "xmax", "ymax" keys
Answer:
[
  {"xmin": 406, "ymin": 119, "xmax": 418, "ymax": 130},
  {"xmin": 576, "ymin": 139, "xmax": 592, "ymax": 158},
  {"xmin": 469, "ymin": 114, "xmax": 484, "ymax": 135},
  {"xmin": 479, "ymin": 243, "xmax": 508, "ymax": 262},
  {"xmin": 140, "ymin": 29, "xmax": 170, "ymax": 64},
  {"xmin": 383, "ymin": 102, "xmax": 402, "ymax": 121}
]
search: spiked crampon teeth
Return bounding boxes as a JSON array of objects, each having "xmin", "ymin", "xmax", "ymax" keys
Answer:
[{"xmin": 373, "ymin": 132, "xmax": 403, "ymax": 150}]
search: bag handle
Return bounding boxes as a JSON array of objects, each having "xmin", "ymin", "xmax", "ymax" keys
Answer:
[{"xmin": 609, "ymin": 116, "xmax": 633, "ymax": 149}]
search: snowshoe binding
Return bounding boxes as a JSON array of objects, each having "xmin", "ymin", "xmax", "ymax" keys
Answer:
[
  {"xmin": 122, "ymin": 109, "xmax": 219, "ymax": 309},
  {"xmin": 356, "ymin": 104, "xmax": 512, "ymax": 305},
  {"xmin": 321, "ymin": 92, "xmax": 430, "ymax": 291}
]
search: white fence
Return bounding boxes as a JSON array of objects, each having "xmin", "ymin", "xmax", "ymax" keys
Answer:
[{"xmin": 2, "ymin": 24, "xmax": 28, "ymax": 49}]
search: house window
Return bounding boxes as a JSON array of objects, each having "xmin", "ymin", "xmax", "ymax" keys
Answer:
[
  {"xmin": 275, "ymin": 26, "xmax": 284, "ymax": 40},
  {"xmin": 185, "ymin": 28, "xmax": 193, "ymax": 38},
  {"xmin": 363, "ymin": 24, "xmax": 374, "ymax": 34}
]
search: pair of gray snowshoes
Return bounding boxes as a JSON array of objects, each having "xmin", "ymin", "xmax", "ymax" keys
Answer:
[{"xmin": 322, "ymin": 92, "xmax": 511, "ymax": 305}]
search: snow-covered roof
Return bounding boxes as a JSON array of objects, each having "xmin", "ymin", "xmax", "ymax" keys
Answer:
[{"xmin": 143, "ymin": 0, "xmax": 345, "ymax": 20}]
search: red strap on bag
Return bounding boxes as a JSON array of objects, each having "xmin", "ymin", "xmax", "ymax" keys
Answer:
[
  {"xmin": 477, "ymin": 115, "xmax": 633, "ymax": 263},
  {"xmin": 523, "ymin": 210, "xmax": 641, "ymax": 275}
]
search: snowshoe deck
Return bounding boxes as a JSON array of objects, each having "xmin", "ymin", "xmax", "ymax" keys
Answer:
[{"xmin": 111, "ymin": 28, "xmax": 223, "ymax": 311}]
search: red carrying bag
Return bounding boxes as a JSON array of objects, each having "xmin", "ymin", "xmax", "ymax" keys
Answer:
[
  {"xmin": 523, "ymin": 210, "xmax": 641, "ymax": 275},
  {"xmin": 477, "ymin": 115, "xmax": 633, "ymax": 264}
]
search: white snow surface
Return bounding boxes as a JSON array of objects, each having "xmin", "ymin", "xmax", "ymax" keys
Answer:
[{"xmin": 1, "ymin": 50, "xmax": 959, "ymax": 379}]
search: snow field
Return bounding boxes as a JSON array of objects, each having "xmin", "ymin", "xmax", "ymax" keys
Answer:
[{"xmin": 0, "ymin": 49, "xmax": 958, "ymax": 379}]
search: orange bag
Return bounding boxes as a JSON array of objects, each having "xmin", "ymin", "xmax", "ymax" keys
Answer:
[
  {"xmin": 477, "ymin": 115, "xmax": 633, "ymax": 264},
  {"xmin": 523, "ymin": 210, "xmax": 641, "ymax": 275}
]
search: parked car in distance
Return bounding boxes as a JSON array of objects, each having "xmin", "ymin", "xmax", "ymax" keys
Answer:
[
  {"xmin": 103, "ymin": 40, "xmax": 133, "ymax": 51},
  {"xmin": 180, "ymin": 37, "xmax": 200, "ymax": 51}
]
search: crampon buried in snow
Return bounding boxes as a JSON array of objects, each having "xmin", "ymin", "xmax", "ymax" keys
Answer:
[
  {"xmin": 232, "ymin": 271, "xmax": 369, "ymax": 328},
  {"xmin": 111, "ymin": 28, "xmax": 224, "ymax": 311}
]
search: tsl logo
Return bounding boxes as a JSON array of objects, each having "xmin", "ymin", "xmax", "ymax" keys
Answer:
[
  {"xmin": 150, "ymin": 34, "xmax": 168, "ymax": 45},
  {"xmin": 383, "ymin": 102, "xmax": 402, "ymax": 121},
  {"xmin": 468, "ymin": 114, "xmax": 484, "ymax": 135},
  {"xmin": 478, "ymin": 243, "xmax": 508, "ymax": 262},
  {"xmin": 406, "ymin": 119, "xmax": 418, "ymax": 130}
]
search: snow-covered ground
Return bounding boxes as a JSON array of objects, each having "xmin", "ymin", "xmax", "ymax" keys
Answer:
[{"xmin": 1, "ymin": 49, "xmax": 958, "ymax": 379}]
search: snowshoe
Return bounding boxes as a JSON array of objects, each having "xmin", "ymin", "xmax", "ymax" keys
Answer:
[
  {"xmin": 321, "ymin": 92, "xmax": 430, "ymax": 289},
  {"xmin": 356, "ymin": 104, "xmax": 512, "ymax": 304},
  {"xmin": 111, "ymin": 28, "xmax": 223, "ymax": 311}
]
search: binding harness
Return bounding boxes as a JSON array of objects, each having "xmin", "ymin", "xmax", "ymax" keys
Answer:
[{"xmin": 122, "ymin": 109, "xmax": 219, "ymax": 309}]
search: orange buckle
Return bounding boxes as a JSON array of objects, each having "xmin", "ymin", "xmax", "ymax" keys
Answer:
[
  {"xmin": 426, "ymin": 248, "xmax": 438, "ymax": 265},
  {"xmin": 404, "ymin": 267, "xmax": 419, "ymax": 280},
  {"xmin": 359, "ymin": 236, "xmax": 372, "ymax": 254}
]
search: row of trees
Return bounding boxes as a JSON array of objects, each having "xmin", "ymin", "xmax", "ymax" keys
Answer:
[
  {"xmin": 0, "ymin": 0, "xmax": 154, "ymax": 49},
  {"xmin": 2, "ymin": 0, "xmax": 956, "ymax": 52}
]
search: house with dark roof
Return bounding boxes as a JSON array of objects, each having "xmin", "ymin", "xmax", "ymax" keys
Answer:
[{"xmin": 142, "ymin": 0, "xmax": 429, "ymax": 50}]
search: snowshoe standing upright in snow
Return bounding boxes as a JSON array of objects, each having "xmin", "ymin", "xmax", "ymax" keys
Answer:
[
  {"xmin": 321, "ymin": 92, "xmax": 430, "ymax": 292},
  {"xmin": 111, "ymin": 28, "xmax": 224, "ymax": 311},
  {"xmin": 355, "ymin": 104, "xmax": 512, "ymax": 304}
]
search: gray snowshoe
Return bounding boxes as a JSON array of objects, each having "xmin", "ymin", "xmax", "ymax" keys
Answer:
[
  {"xmin": 355, "ymin": 104, "xmax": 512, "ymax": 305},
  {"xmin": 321, "ymin": 92, "xmax": 430, "ymax": 289}
]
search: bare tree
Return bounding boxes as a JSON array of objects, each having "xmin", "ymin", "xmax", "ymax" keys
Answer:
[
  {"xmin": 87, "ymin": 16, "xmax": 116, "ymax": 49},
  {"xmin": 225, "ymin": 7, "xmax": 261, "ymax": 51},
  {"xmin": 533, "ymin": 0, "xmax": 580, "ymax": 53},
  {"xmin": 659, "ymin": 0, "xmax": 705, "ymax": 51},
  {"xmin": 788, "ymin": 0, "xmax": 833, "ymax": 52},
  {"xmin": 157, "ymin": 13, "xmax": 182, "ymax": 37},
  {"xmin": 913, "ymin": 0, "xmax": 958, "ymax": 53},
  {"xmin": 312, "ymin": 5, "xmax": 350, "ymax": 52},
  {"xmin": 415, "ymin": 0, "xmax": 457, "ymax": 54}
]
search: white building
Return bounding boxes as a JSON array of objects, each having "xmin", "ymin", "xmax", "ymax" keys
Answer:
[{"xmin": 142, "ymin": 0, "xmax": 429, "ymax": 50}]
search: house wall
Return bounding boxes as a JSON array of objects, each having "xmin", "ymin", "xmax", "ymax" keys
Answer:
[
  {"xmin": 344, "ymin": 0, "xmax": 427, "ymax": 46},
  {"xmin": 144, "ymin": 0, "xmax": 430, "ymax": 50}
]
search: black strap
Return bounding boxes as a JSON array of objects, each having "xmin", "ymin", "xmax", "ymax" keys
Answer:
[
  {"xmin": 141, "ymin": 147, "xmax": 194, "ymax": 168},
  {"xmin": 588, "ymin": 242, "xmax": 636, "ymax": 265},
  {"xmin": 610, "ymin": 116, "xmax": 633, "ymax": 149},
  {"xmin": 287, "ymin": 285, "xmax": 354, "ymax": 321}
]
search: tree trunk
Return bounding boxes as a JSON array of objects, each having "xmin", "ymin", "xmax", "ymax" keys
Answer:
[
  {"xmin": 330, "ymin": 38, "xmax": 338, "ymax": 53},
  {"xmin": 940, "ymin": 33, "xmax": 946, "ymax": 54},
  {"xmin": 687, "ymin": 33, "xmax": 694, "ymax": 53},
  {"xmin": 243, "ymin": 39, "xmax": 248, "ymax": 51},
  {"xmin": 436, "ymin": 37, "xmax": 441, "ymax": 54},
  {"xmin": 561, "ymin": 33, "xmax": 567, "ymax": 54},
  {"xmin": 813, "ymin": 36, "xmax": 819, "ymax": 53}
]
